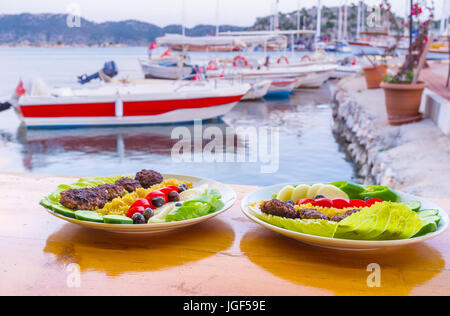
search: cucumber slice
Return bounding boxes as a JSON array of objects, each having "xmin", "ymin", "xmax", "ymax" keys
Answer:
[
  {"xmin": 420, "ymin": 215, "xmax": 441, "ymax": 226},
  {"xmin": 74, "ymin": 211, "xmax": 104, "ymax": 223},
  {"xmin": 414, "ymin": 221, "xmax": 438, "ymax": 237},
  {"xmin": 52, "ymin": 205, "xmax": 76, "ymax": 219},
  {"xmin": 418, "ymin": 209, "xmax": 440, "ymax": 218},
  {"xmin": 103, "ymin": 215, "xmax": 133, "ymax": 224},
  {"xmin": 400, "ymin": 201, "xmax": 421, "ymax": 212}
]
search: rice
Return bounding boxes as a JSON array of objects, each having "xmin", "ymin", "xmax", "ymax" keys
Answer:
[{"xmin": 97, "ymin": 179, "xmax": 192, "ymax": 216}]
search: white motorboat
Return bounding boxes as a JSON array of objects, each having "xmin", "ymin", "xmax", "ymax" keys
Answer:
[
  {"xmin": 139, "ymin": 58, "xmax": 193, "ymax": 80},
  {"xmin": 10, "ymin": 78, "xmax": 250, "ymax": 127}
]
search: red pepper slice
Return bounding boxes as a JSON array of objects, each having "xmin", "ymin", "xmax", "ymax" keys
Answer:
[
  {"xmin": 332, "ymin": 198, "xmax": 352, "ymax": 209},
  {"xmin": 297, "ymin": 198, "xmax": 315, "ymax": 206},
  {"xmin": 365, "ymin": 198, "xmax": 383, "ymax": 207},
  {"xmin": 312, "ymin": 198, "xmax": 334, "ymax": 208},
  {"xmin": 349, "ymin": 199, "xmax": 368, "ymax": 208},
  {"xmin": 126, "ymin": 206, "xmax": 145, "ymax": 218},
  {"xmin": 130, "ymin": 198, "xmax": 150, "ymax": 210}
]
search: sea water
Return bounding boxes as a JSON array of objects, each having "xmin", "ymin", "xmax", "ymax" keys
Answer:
[{"xmin": 0, "ymin": 47, "xmax": 356, "ymax": 185}]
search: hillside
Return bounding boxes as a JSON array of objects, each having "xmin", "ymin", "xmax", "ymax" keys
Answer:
[{"xmin": 0, "ymin": 13, "xmax": 246, "ymax": 46}]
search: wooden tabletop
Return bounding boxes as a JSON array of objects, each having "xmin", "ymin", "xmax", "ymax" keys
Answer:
[{"xmin": 1, "ymin": 173, "xmax": 449, "ymax": 296}]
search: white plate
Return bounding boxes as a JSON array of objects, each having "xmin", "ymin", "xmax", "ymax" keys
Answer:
[
  {"xmin": 241, "ymin": 183, "xmax": 449, "ymax": 250},
  {"xmin": 45, "ymin": 174, "xmax": 236, "ymax": 234}
]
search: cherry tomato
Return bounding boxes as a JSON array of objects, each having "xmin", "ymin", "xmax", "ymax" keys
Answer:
[
  {"xmin": 146, "ymin": 191, "xmax": 167, "ymax": 207},
  {"xmin": 159, "ymin": 186, "xmax": 179, "ymax": 195},
  {"xmin": 130, "ymin": 199, "xmax": 150, "ymax": 210},
  {"xmin": 332, "ymin": 198, "xmax": 352, "ymax": 209},
  {"xmin": 349, "ymin": 199, "xmax": 369, "ymax": 208},
  {"xmin": 126, "ymin": 206, "xmax": 145, "ymax": 218},
  {"xmin": 312, "ymin": 198, "xmax": 334, "ymax": 208},
  {"xmin": 365, "ymin": 198, "xmax": 383, "ymax": 206},
  {"xmin": 297, "ymin": 198, "xmax": 315, "ymax": 205}
]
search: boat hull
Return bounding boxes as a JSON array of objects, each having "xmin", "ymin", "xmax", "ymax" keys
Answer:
[
  {"xmin": 296, "ymin": 70, "xmax": 333, "ymax": 88},
  {"xmin": 19, "ymin": 101, "xmax": 241, "ymax": 127},
  {"xmin": 18, "ymin": 90, "xmax": 246, "ymax": 127}
]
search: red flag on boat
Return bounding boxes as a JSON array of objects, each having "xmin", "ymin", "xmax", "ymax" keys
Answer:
[
  {"xmin": 160, "ymin": 49, "xmax": 171, "ymax": 58},
  {"xmin": 352, "ymin": 58, "xmax": 357, "ymax": 65},
  {"xmin": 15, "ymin": 81, "xmax": 26, "ymax": 97},
  {"xmin": 149, "ymin": 41, "xmax": 158, "ymax": 50},
  {"xmin": 192, "ymin": 75, "xmax": 201, "ymax": 81}
]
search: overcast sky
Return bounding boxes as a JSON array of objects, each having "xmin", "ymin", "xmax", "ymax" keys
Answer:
[{"xmin": 1, "ymin": 0, "xmax": 447, "ymax": 27}]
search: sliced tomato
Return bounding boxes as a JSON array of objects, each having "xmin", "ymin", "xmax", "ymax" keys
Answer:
[
  {"xmin": 365, "ymin": 198, "xmax": 383, "ymax": 206},
  {"xmin": 312, "ymin": 198, "xmax": 334, "ymax": 208},
  {"xmin": 297, "ymin": 198, "xmax": 315, "ymax": 206},
  {"xmin": 332, "ymin": 198, "xmax": 352, "ymax": 209},
  {"xmin": 126, "ymin": 206, "xmax": 145, "ymax": 218},
  {"xmin": 349, "ymin": 199, "xmax": 369, "ymax": 208},
  {"xmin": 130, "ymin": 198, "xmax": 150, "ymax": 210}
]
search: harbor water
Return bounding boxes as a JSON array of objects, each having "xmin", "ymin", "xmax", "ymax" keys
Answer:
[{"xmin": 0, "ymin": 47, "xmax": 356, "ymax": 185}]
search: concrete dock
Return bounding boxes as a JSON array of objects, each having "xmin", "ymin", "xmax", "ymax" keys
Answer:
[{"xmin": 333, "ymin": 75, "xmax": 450, "ymax": 198}]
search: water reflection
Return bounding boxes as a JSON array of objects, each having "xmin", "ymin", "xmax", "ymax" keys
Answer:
[
  {"xmin": 0, "ymin": 87, "xmax": 357, "ymax": 185},
  {"xmin": 44, "ymin": 218, "xmax": 235, "ymax": 277},
  {"xmin": 240, "ymin": 229, "xmax": 445, "ymax": 295}
]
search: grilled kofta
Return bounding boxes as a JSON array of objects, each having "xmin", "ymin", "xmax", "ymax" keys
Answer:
[
  {"xmin": 60, "ymin": 188, "xmax": 108, "ymax": 210},
  {"xmin": 115, "ymin": 177, "xmax": 142, "ymax": 193},
  {"xmin": 135, "ymin": 169, "xmax": 163, "ymax": 188},
  {"xmin": 298, "ymin": 208, "xmax": 330, "ymax": 221},
  {"xmin": 260, "ymin": 199, "xmax": 299, "ymax": 219},
  {"xmin": 97, "ymin": 184, "xmax": 125, "ymax": 200}
]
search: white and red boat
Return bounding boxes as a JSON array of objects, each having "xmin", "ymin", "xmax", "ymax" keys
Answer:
[{"xmin": 10, "ymin": 79, "xmax": 250, "ymax": 127}]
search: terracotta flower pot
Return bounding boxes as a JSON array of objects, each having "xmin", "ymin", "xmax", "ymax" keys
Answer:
[
  {"xmin": 380, "ymin": 81, "xmax": 427, "ymax": 126},
  {"xmin": 363, "ymin": 65, "xmax": 388, "ymax": 89}
]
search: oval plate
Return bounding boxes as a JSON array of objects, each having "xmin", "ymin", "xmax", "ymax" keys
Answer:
[
  {"xmin": 241, "ymin": 183, "xmax": 449, "ymax": 250},
  {"xmin": 45, "ymin": 174, "xmax": 236, "ymax": 234}
]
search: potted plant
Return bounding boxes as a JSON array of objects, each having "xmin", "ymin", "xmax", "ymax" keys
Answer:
[
  {"xmin": 361, "ymin": 2, "xmax": 400, "ymax": 89},
  {"xmin": 381, "ymin": 0, "xmax": 434, "ymax": 125}
]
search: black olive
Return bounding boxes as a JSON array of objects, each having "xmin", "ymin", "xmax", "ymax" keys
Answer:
[
  {"xmin": 143, "ymin": 208, "xmax": 154, "ymax": 221},
  {"xmin": 177, "ymin": 184, "xmax": 188, "ymax": 192},
  {"xmin": 314, "ymin": 195, "xmax": 326, "ymax": 200},
  {"xmin": 285, "ymin": 200, "xmax": 295, "ymax": 205},
  {"xmin": 168, "ymin": 191, "xmax": 180, "ymax": 202},
  {"xmin": 132, "ymin": 213, "xmax": 146, "ymax": 224},
  {"xmin": 175, "ymin": 202, "xmax": 182, "ymax": 207},
  {"xmin": 152, "ymin": 196, "xmax": 165, "ymax": 208},
  {"xmin": 363, "ymin": 197, "xmax": 371, "ymax": 201}
]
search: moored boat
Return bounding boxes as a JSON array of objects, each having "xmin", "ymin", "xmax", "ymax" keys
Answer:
[{"xmin": 10, "ymin": 79, "xmax": 250, "ymax": 127}]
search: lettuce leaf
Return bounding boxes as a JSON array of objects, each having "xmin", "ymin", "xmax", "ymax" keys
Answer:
[
  {"xmin": 249, "ymin": 207, "xmax": 338, "ymax": 238},
  {"xmin": 165, "ymin": 189, "xmax": 224, "ymax": 222},
  {"xmin": 249, "ymin": 202, "xmax": 427, "ymax": 240},
  {"xmin": 334, "ymin": 202, "xmax": 425, "ymax": 240}
]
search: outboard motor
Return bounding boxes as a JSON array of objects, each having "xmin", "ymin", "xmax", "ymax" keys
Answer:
[
  {"xmin": 0, "ymin": 101, "xmax": 11, "ymax": 112},
  {"xmin": 78, "ymin": 61, "xmax": 118, "ymax": 84}
]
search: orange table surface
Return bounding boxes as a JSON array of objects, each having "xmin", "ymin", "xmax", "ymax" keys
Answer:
[{"xmin": 0, "ymin": 173, "xmax": 449, "ymax": 296}]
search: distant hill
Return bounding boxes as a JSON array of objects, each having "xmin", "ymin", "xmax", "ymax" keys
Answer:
[{"xmin": 0, "ymin": 13, "xmax": 247, "ymax": 46}]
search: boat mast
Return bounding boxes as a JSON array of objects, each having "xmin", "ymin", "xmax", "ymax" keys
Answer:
[
  {"xmin": 361, "ymin": 0, "xmax": 365, "ymax": 33},
  {"xmin": 356, "ymin": 1, "xmax": 361, "ymax": 41},
  {"xmin": 316, "ymin": 0, "xmax": 322, "ymax": 41},
  {"xmin": 274, "ymin": 0, "xmax": 280, "ymax": 32},
  {"xmin": 338, "ymin": 0, "xmax": 343, "ymax": 41},
  {"xmin": 440, "ymin": 0, "xmax": 449, "ymax": 36},
  {"xmin": 343, "ymin": 0, "xmax": 348, "ymax": 40},
  {"xmin": 216, "ymin": 0, "xmax": 220, "ymax": 36},
  {"xmin": 181, "ymin": 0, "xmax": 186, "ymax": 37}
]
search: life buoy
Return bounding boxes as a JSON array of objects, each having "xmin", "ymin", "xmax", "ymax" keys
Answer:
[
  {"xmin": 233, "ymin": 55, "xmax": 248, "ymax": 68},
  {"xmin": 206, "ymin": 60, "xmax": 218, "ymax": 71},
  {"xmin": 301, "ymin": 55, "xmax": 312, "ymax": 62},
  {"xmin": 277, "ymin": 56, "xmax": 290, "ymax": 65}
]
